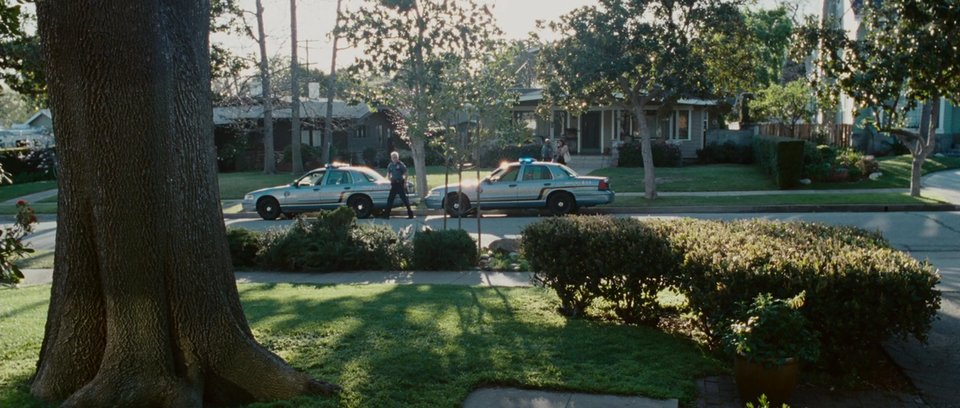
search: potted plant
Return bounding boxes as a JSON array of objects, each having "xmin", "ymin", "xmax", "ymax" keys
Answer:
[{"xmin": 724, "ymin": 292, "xmax": 820, "ymax": 406}]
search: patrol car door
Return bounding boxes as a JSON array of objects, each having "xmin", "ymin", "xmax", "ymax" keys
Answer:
[
  {"xmin": 517, "ymin": 164, "xmax": 553, "ymax": 202},
  {"xmin": 480, "ymin": 164, "xmax": 520, "ymax": 204},
  {"xmin": 320, "ymin": 169, "xmax": 352, "ymax": 204},
  {"xmin": 286, "ymin": 170, "xmax": 325, "ymax": 206}
]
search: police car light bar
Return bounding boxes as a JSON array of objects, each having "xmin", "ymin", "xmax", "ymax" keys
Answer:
[{"xmin": 519, "ymin": 157, "xmax": 536, "ymax": 164}]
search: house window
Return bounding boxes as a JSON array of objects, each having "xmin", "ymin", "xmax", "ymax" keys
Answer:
[
  {"xmin": 703, "ymin": 111, "xmax": 709, "ymax": 139},
  {"xmin": 673, "ymin": 110, "xmax": 691, "ymax": 141},
  {"xmin": 356, "ymin": 126, "xmax": 367, "ymax": 138}
]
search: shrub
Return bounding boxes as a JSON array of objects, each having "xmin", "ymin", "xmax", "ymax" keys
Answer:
[
  {"xmin": 1, "ymin": 200, "xmax": 38, "ymax": 285},
  {"xmin": 752, "ymin": 136, "xmax": 804, "ymax": 188},
  {"xmin": 226, "ymin": 228, "xmax": 261, "ymax": 268},
  {"xmin": 697, "ymin": 141, "xmax": 754, "ymax": 164},
  {"xmin": 521, "ymin": 216, "xmax": 679, "ymax": 322},
  {"xmin": 724, "ymin": 292, "xmax": 820, "ymax": 367},
  {"xmin": 0, "ymin": 147, "xmax": 57, "ymax": 183},
  {"xmin": 661, "ymin": 218, "xmax": 940, "ymax": 365},
  {"xmin": 618, "ymin": 141, "xmax": 683, "ymax": 167},
  {"xmin": 259, "ymin": 207, "xmax": 409, "ymax": 271},
  {"xmin": 412, "ymin": 229, "xmax": 477, "ymax": 270}
]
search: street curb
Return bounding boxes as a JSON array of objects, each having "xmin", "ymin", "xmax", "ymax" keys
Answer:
[{"xmin": 218, "ymin": 203, "xmax": 960, "ymax": 219}]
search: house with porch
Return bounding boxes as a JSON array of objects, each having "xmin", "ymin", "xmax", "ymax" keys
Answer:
[{"xmin": 510, "ymin": 89, "xmax": 719, "ymax": 160}]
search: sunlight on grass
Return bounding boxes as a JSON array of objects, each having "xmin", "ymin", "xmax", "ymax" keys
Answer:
[{"xmin": 1, "ymin": 283, "xmax": 723, "ymax": 408}]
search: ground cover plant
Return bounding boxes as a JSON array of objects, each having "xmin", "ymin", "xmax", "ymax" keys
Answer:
[{"xmin": 0, "ymin": 284, "xmax": 725, "ymax": 407}]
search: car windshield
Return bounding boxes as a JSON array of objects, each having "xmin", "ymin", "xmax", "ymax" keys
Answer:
[{"xmin": 490, "ymin": 165, "xmax": 519, "ymax": 182}]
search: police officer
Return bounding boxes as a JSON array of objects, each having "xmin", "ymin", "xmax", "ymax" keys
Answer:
[{"xmin": 384, "ymin": 151, "xmax": 414, "ymax": 219}]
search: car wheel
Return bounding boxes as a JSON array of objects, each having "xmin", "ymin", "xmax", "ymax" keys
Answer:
[
  {"xmin": 444, "ymin": 192, "xmax": 471, "ymax": 218},
  {"xmin": 547, "ymin": 192, "xmax": 576, "ymax": 216},
  {"xmin": 256, "ymin": 197, "xmax": 282, "ymax": 220},
  {"xmin": 347, "ymin": 195, "xmax": 373, "ymax": 219}
]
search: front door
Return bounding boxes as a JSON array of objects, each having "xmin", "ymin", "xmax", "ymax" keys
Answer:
[
  {"xmin": 517, "ymin": 164, "xmax": 553, "ymax": 202},
  {"xmin": 286, "ymin": 170, "xmax": 326, "ymax": 206},
  {"xmin": 321, "ymin": 169, "xmax": 352, "ymax": 204},
  {"xmin": 581, "ymin": 111, "xmax": 601, "ymax": 154},
  {"xmin": 479, "ymin": 164, "xmax": 520, "ymax": 205}
]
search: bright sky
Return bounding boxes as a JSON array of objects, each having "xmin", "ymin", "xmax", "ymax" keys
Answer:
[{"xmin": 215, "ymin": 0, "xmax": 821, "ymax": 73}]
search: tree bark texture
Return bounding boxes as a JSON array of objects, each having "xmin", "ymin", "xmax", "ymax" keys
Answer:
[
  {"xmin": 631, "ymin": 103, "xmax": 657, "ymax": 200},
  {"xmin": 32, "ymin": 1, "xmax": 337, "ymax": 406},
  {"xmin": 909, "ymin": 99, "xmax": 939, "ymax": 197}
]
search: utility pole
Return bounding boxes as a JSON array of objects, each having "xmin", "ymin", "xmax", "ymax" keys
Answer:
[
  {"xmin": 300, "ymin": 39, "xmax": 317, "ymax": 71},
  {"xmin": 322, "ymin": 0, "xmax": 344, "ymax": 165},
  {"xmin": 290, "ymin": 0, "xmax": 303, "ymax": 174}
]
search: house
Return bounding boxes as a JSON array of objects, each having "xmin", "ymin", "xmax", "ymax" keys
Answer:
[
  {"xmin": 213, "ymin": 100, "xmax": 399, "ymax": 171},
  {"xmin": 510, "ymin": 89, "xmax": 719, "ymax": 159},
  {"xmin": 820, "ymin": 0, "xmax": 960, "ymax": 153},
  {"xmin": 0, "ymin": 109, "xmax": 54, "ymax": 148}
]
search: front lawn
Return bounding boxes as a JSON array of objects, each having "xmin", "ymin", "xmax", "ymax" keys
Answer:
[
  {"xmin": 591, "ymin": 164, "xmax": 777, "ymax": 192},
  {"xmin": 0, "ymin": 284, "xmax": 724, "ymax": 407},
  {"xmin": 0, "ymin": 180, "xmax": 57, "ymax": 202},
  {"xmin": 799, "ymin": 154, "xmax": 960, "ymax": 190}
]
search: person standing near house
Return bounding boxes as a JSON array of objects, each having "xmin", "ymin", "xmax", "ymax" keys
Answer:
[
  {"xmin": 555, "ymin": 139, "xmax": 570, "ymax": 165},
  {"xmin": 384, "ymin": 151, "xmax": 414, "ymax": 219},
  {"xmin": 541, "ymin": 138, "xmax": 555, "ymax": 162}
]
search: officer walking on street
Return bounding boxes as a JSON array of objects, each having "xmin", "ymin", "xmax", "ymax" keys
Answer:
[{"xmin": 384, "ymin": 151, "xmax": 414, "ymax": 219}]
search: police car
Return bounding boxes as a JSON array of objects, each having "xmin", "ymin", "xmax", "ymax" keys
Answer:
[
  {"xmin": 242, "ymin": 163, "xmax": 416, "ymax": 220},
  {"xmin": 423, "ymin": 158, "xmax": 614, "ymax": 216}
]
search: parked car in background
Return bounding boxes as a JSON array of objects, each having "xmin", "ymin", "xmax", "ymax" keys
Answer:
[
  {"xmin": 424, "ymin": 158, "xmax": 614, "ymax": 217},
  {"xmin": 242, "ymin": 163, "xmax": 416, "ymax": 220}
]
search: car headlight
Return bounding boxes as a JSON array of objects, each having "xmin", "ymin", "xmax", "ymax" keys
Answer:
[{"xmin": 244, "ymin": 194, "xmax": 254, "ymax": 201}]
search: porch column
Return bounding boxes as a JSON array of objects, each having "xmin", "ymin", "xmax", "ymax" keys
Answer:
[
  {"xmin": 600, "ymin": 108, "xmax": 606, "ymax": 154},
  {"xmin": 577, "ymin": 114, "xmax": 582, "ymax": 154}
]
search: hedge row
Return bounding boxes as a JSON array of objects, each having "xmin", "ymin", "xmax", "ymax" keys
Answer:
[
  {"xmin": 521, "ymin": 216, "xmax": 941, "ymax": 364},
  {"xmin": 618, "ymin": 140, "xmax": 683, "ymax": 167},
  {"xmin": 753, "ymin": 135, "xmax": 804, "ymax": 189},
  {"xmin": 227, "ymin": 207, "xmax": 477, "ymax": 272}
]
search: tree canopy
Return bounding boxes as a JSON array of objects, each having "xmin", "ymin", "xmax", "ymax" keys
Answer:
[
  {"xmin": 538, "ymin": 0, "xmax": 749, "ymax": 199},
  {"xmin": 794, "ymin": 0, "xmax": 960, "ymax": 196}
]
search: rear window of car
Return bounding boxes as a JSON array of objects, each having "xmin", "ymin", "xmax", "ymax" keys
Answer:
[
  {"xmin": 550, "ymin": 165, "xmax": 577, "ymax": 179},
  {"xmin": 354, "ymin": 167, "xmax": 386, "ymax": 183}
]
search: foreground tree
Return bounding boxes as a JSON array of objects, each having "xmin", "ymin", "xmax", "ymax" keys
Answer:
[
  {"xmin": 32, "ymin": 0, "xmax": 338, "ymax": 405},
  {"xmin": 794, "ymin": 0, "xmax": 960, "ymax": 197},
  {"xmin": 538, "ymin": 0, "xmax": 749, "ymax": 199}
]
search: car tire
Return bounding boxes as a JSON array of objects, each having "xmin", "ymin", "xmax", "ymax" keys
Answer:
[
  {"xmin": 347, "ymin": 195, "xmax": 373, "ymax": 219},
  {"xmin": 444, "ymin": 192, "xmax": 471, "ymax": 218},
  {"xmin": 256, "ymin": 196, "xmax": 282, "ymax": 220},
  {"xmin": 547, "ymin": 192, "xmax": 576, "ymax": 216}
]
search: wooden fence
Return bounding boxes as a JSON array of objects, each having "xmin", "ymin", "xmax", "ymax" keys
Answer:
[{"xmin": 757, "ymin": 123, "xmax": 853, "ymax": 147}]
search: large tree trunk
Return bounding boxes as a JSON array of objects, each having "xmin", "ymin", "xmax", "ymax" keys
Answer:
[
  {"xmin": 908, "ymin": 99, "xmax": 939, "ymax": 197},
  {"xmin": 255, "ymin": 0, "xmax": 276, "ymax": 174},
  {"xmin": 32, "ymin": 1, "xmax": 337, "ymax": 406},
  {"xmin": 321, "ymin": 0, "xmax": 343, "ymax": 165},
  {"xmin": 410, "ymin": 134, "xmax": 428, "ymax": 200}
]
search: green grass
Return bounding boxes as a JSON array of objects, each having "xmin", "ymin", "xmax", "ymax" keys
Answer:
[
  {"xmin": 798, "ymin": 154, "xmax": 960, "ymax": 190},
  {"xmin": 609, "ymin": 192, "xmax": 943, "ymax": 208},
  {"xmin": 0, "ymin": 284, "xmax": 724, "ymax": 407},
  {"xmin": 592, "ymin": 155, "xmax": 960, "ymax": 193},
  {"xmin": 591, "ymin": 164, "xmax": 777, "ymax": 192},
  {"xmin": 0, "ymin": 202, "xmax": 56, "ymax": 215},
  {"xmin": 0, "ymin": 181, "xmax": 56, "ymax": 202}
]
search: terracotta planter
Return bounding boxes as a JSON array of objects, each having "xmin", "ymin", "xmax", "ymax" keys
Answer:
[{"xmin": 734, "ymin": 355, "xmax": 800, "ymax": 406}]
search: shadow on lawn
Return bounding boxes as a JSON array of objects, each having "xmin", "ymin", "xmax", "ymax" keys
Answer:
[{"xmin": 238, "ymin": 283, "xmax": 723, "ymax": 408}]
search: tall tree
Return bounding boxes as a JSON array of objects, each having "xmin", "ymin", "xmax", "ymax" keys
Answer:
[
  {"xmin": 31, "ymin": 0, "xmax": 337, "ymax": 405},
  {"xmin": 538, "ymin": 0, "xmax": 749, "ymax": 200},
  {"xmin": 748, "ymin": 79, "xmax": 816, "ymax": 137},
  {"xmin": 341, "ymin": 0, "xmax": 501, "ymax": 198},
  {"xmin": 248, "ymin": 0, "xmax": 277, "ymax": 173},
  {"xmin": 794, "ymin": 0, "xmax": 960, "ymax": 196},
  {"xmin": 289, "ymin": 0, "xmax": 303, "ymax": 174},
  {"xmin": 744, "ymin": 5, "xmax": 794, "ymax": 88}
]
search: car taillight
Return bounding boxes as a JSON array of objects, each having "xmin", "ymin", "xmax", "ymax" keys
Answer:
[{"xmin": 598, "ymin": 179, "xmax": 609, "ymax": 191}]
